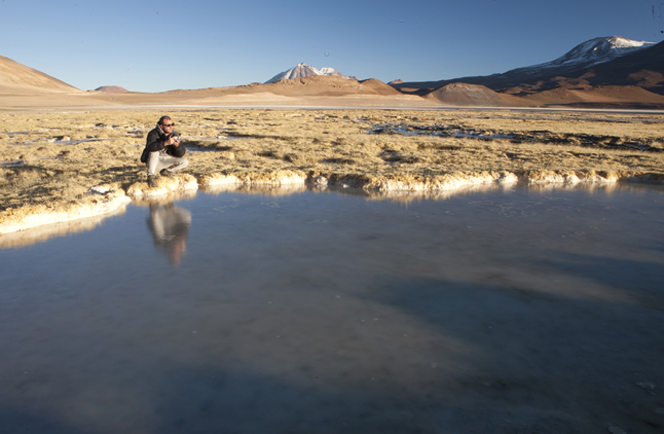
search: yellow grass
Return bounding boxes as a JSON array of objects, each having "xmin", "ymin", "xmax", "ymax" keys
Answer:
[{"xmin": 1, "ymin": 108, "xmax": 663, "ymax": 229}]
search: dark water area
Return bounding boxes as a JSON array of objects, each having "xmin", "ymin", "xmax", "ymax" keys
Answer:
[{"xmin": 1, "ymin": 184, "xmax": 664, "ymax": 434}]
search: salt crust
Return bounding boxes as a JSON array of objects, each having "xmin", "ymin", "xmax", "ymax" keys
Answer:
[
  {"xmin": 0, "ymin": 204, "xmax": 127, "ymax": 248},
  {"xmin": 526, "ymin": 171, "xmax": 621, "ymax": 185},
  {"xmin": 126, "ymin": 174, "xmax": 199, "ymax": 199},
  {"xmin": 0, "ymin": 186, "xmax": 130, "ymax": 235},
  {"xmin": 0, "ymin": 171, "xmax": 653, "ymax": 236},
  {"xmin": 199, "ymin": 172, "xmax": 307, "ymax": 186},
  {"xmin": 364, "ymin": 172, "xmax": 520, "ymax": 192},
  {"xmin": 196, "ymin": 170, "xmax": 624, "ymax": 192}
]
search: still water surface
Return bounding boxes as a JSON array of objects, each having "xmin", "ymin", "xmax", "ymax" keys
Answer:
[{"xmin": 1, "ymin": 184, "xmax": 663, "ymax": 433}]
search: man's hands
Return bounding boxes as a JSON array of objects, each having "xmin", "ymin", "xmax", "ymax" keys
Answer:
[{"xmin": 165, "ymin": 136, "xmax": 181, "ymax": 146}]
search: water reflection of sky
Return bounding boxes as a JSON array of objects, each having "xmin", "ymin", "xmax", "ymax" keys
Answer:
[{"xmin": 1, "ymin": 185, "xmax": 663, "ymax": 433}]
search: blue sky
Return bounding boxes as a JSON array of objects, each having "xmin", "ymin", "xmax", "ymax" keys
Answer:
[{"xmin": 1, "ymin": 0, "xmax": 662, "ymax": 92}]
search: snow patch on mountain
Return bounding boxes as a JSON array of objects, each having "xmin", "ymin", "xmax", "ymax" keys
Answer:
[{"xmin": 319, "ymin": 67, "xmax": 343, "ymax": 77}]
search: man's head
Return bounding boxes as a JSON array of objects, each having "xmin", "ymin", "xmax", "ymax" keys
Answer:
[{"xmin": 159, "ymin": 116, "xmax": 174, "ymax": 133}]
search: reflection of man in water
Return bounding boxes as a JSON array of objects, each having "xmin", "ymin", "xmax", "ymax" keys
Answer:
[{"xmin": 147, "ymin": 203, "xmax": 192, "ymax": 266}]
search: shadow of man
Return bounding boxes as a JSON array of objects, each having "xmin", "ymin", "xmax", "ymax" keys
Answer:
[{"xmin": 147, "ymin": 202, "xmax": 192, "ymax": 267}]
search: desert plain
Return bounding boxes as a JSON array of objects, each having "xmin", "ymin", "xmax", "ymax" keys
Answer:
[{"xmin": 1, "ymin": 105, "xmax": 663, "ymax": 235}]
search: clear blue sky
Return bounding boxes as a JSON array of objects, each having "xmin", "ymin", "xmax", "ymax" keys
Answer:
[{"xmin": 1, "ymin": 0, "xmax": 662, "ymax": 92}]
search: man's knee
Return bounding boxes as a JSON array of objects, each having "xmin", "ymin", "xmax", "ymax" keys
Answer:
[{"xmin": 172, "ymin": 158, "xmax": 188, "ymax": 171}]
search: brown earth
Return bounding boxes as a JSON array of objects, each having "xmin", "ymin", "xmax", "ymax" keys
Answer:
[{"xmin": 426, "ymin": 83, "xmax": 529, "ymax": 107}]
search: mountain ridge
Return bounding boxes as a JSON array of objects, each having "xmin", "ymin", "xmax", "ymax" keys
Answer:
[{"xmin": 392, "ymin": 36, "xmax": 660, "ymax": 94}]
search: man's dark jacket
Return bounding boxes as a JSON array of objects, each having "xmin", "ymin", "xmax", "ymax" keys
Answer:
[{"xmin": 140, "ymin": 127, "xmax": 186, "ymax": 163}]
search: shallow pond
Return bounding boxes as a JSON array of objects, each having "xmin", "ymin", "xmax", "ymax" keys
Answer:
[{"xmin": 1, "ymin": 184, "xmax": 663, "ymax": 434}]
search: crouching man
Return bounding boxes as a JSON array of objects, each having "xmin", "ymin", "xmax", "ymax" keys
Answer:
[{"xmin": 141, "ymin": 115, "xmax": 188, "ymax": 187}]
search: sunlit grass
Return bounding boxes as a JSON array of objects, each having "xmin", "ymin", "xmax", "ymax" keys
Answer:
[{"xmin": 1, "ymin": 108, "xmax": 663, "ymax": 220}]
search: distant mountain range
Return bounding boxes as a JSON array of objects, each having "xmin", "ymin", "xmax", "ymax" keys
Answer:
[{"xmin": 1, "ymin": 36, "xmax": 664, "ymax": 109}]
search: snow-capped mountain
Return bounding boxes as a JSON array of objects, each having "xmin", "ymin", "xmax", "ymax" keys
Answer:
[
  {"xmin": 265, "ymin": 63, "xmax": 356, "ymax": 84},
  {"xmin": 509, "ymin": 36, "xmax": 654, "ymax": 76},
  {"xmin": 392, "ymin": 36, "xmax": 658, "ymax": 93}
]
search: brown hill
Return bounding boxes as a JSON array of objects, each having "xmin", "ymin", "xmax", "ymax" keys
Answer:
[
  {"xmin": 96, "ymin": 75, "xmax": 430, "ymax": 108},
  {"xmin": 260, "ymin": 76, "xmax": 402, "ymax": 97},
  {"xmin": 115, "ymin": 75, "xmax": 406, "ymax": 105},
  {"xmin": 0, "ymin": 55, "xmax": 80, "ymax": 93},
  {"xmin": 426, "ymin": 83, "xmax": 528, "ymax": 107},
  {"xmin": 144, "ymin": 76, "xmax": 401, "ymax": 99}
]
